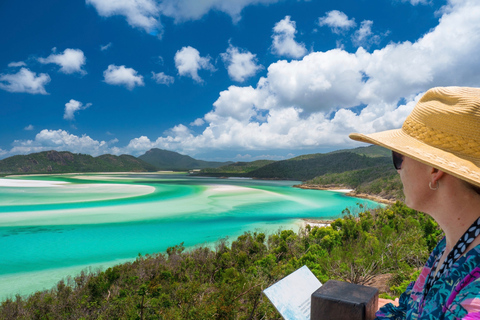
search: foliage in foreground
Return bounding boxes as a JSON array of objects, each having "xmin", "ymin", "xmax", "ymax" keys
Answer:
[{"xmin": 0, "ymin": 202, "xmax": 442, "ymax": 320}]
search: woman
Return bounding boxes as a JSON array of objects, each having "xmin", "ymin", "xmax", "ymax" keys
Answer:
[{"xmin": 349, "ymin": 86, "xmax": 480, "ymax": 319}]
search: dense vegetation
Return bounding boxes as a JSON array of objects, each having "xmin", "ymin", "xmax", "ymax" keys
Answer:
[
  {"xmin": 1, "ymin": 202, "xmax": 442, "ymax": 320},
  {"xmin": 305, "ymin": 165, "xmax": 403, "ymax": 201},
  {"xmin": 0, "ymin": 151, "xmax": 157, "ymax": 174},
  {"xmin": 198, "ymin": 147, "xmax": 392, "ymax": 181},
  {"xmin": 139, "ymin": 148, "xmax": 231, "ymax": 171},
  {"xmin": 328, "ymin": 145, "xmax": 391, "ymax": 158},
  {"xmin": 247, "ymin": 152, "xmax": 391, "ymax": 181},
  {"xmin": 199, "ymin": 160, "xmax": 276, "ymax": 176}
]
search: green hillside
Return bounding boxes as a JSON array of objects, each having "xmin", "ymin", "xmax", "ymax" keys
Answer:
[
  {"xmin": 139, "ymin": 148, "xmax": 231, "ymax": 170},
  {"xmin": 197, "ymin": 145, "xmax": 389, "ymax": 179},
  {"xmin": 330, "ymin": 145, "xmax": 391, "ymax": 157},
  {"xmin": 200, "ymin": 160, "xmax": 276, "ymax": 176},
  {"xmin": 0, "ymin": 151, "xmax": 157, "ymax": 174},
  {"xmin": 247, "ymin": 151, "xmax": 391, "ymax": 181},
  {"xmin": 305, "ymin": 165, "xmax": 403, "ymax": 200}
]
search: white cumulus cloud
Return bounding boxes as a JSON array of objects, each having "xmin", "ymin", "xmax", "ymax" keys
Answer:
[
  {"xmin": 174, "ymin": 46, "xmax": 215, "ymax": 83},
  {"xmin": 271, "ymin": 16, "xmax": 307, "ymax": 58},
  {"xmin": 158, "ymin": 0, "xmax": 281, "ymax": 23},
  {"xmin": 3, "ymin": 0, "xmax": 480, "ymax": 160},
  {"xmin": 64, "ymin": 99, "xmax": 92, "ymax": 120},
  {"xmin": 100, "ymin": 42, "xmax": 112, "ymax": 51},
  {"xmin": 86, "ymin": 0, "xmax": 161, "ymax": 35},
  {"xmin": 190, "ymin": 118, "xmax": 205, "ymax": 126},
  {"xmin": 24, "ymin": 125, "xmax": 34, "ymax": 131},
  {"xmin": 402, "ymin": 0, "xmax": 430, "ymax": 5},
  {"xmin": 9, "ymin": 129, "xmax": 115, "ymax": 156},
  {"xmin": 221, "ymin": 44, "xmax": 262, "ymax": 82},
  {"xmin": 113, "ymin": 0, "xmax": 480, "ymax": 157},
  {"xmin": 38, "ymin": 48, "xmax": 87, "ymax": 75},
  {"xmin": 151, "ymin": 72, "xmax": 175, "ymax": 85},
  {"xmin": 8, "ymin": 61, "xmax": 27, "ymax": 67},
  {"xmin": 87, "ymin": 0, "xmax": 282, "ymax": 37},
  {"xmin": 103, "ymin": 64, "xmax": 145, "ymax": 90},
  {"xmin": 0, "ymin": 68, "xmax": 51, "ymax": 94},
  {"xmin": 318, "ymin": 10, "xmax": 356, "ymax": 34},
  {"xmin": 352, "ymin": 20, "xmax": 381, "ymax": 47}
]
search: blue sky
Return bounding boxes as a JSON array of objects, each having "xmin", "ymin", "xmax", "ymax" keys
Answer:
[{"xmin": 1, "ymin": 0, "xmax": 479, "ymax": 161}]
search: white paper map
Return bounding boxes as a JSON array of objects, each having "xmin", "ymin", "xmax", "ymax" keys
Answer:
[{"xmin": 263, "ymin": 265, "xmax": 322, "ymax": 320}]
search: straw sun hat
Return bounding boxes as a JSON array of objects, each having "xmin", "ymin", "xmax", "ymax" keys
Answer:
[{"xmin": 349, "ymin": 87, "xmax": 480, "ymax": 188}]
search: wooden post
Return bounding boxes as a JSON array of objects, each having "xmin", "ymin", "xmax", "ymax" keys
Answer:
[{"xmin": 311, "ymin": 280, "xmax": 378, "ymax": 320}]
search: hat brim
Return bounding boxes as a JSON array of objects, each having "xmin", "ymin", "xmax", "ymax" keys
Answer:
[{"xmin": 349, "ymin": 130, "xmax": 480, "ymax": 188}]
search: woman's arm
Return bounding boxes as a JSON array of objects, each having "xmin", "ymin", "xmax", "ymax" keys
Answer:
[{"xmin": 375, "ymin": 281, "xmax": 415, "ymax": 320}]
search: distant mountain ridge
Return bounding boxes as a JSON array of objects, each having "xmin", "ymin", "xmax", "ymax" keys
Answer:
[
  {"xmin": 138, "ymin": 148, "xmax": 231, "ymax": 170},
  {"xmin": 0, "ymin": 150, "xmax": 157, "ymax": 174},
  {"xmin": 0, "ymin": 148, "xmax": 232, "ymax": 174},
  {"xmin": 0, "ymin": 145, "xmax": 392, "ymax": 181}
]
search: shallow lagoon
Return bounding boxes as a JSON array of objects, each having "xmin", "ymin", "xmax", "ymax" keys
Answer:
[{"xmin": 0, "ymin": 173, "xmax": 381, "ymax": 300}]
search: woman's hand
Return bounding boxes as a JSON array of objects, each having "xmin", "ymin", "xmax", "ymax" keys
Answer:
[{"xmin": 378, "ymin": 298, "xmax": 399, "ymax": 309}]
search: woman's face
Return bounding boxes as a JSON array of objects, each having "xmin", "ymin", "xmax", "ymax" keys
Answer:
[{"xmin": 398, "ymin": 156, "xmax": 433, "ymax": 212}]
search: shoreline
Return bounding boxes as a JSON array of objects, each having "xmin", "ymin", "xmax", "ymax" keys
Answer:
[
  {"xmin": 293, "ymin": 184, "xmax": 396, "ymax": 205},
  {"xmin": 301, "ymin": 218, "xmax": 334, "ymax": 228}
]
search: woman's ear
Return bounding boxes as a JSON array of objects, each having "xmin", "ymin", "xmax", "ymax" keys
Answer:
[{"xmin": 431, "ymin": 168, "xmax": 445, "ymax": 184}]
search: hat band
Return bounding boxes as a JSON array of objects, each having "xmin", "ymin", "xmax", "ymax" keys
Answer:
[
  {"xmin": 402, "ymin": 118, "xmax": 480, "ymax": 164},
  {"xmin": 403, "ymin": 146, "xmax": 480, "ymax": 182}
]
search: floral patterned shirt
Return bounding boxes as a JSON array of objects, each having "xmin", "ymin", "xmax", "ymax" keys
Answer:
[{"xmin": 376, "ymin": 237, "xmax": 480, "ymax": 319}]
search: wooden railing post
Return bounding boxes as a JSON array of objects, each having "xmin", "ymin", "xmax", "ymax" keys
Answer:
[{"xmin": 311, "ymin": 280, "xmax": 378, "ymax": 320}]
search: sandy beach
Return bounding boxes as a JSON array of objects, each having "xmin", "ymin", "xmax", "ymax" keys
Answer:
[{"xmin": 301, "ymin": 218, "xmax": 334, "ymax": 228}]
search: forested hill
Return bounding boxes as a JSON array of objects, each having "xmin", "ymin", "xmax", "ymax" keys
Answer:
[
  {"xmin": 0, "ymin": 151, "xmax": 157, "ymax": 174},
  {"xmin": 197, "ymin": 145, "xmax": 392, "ymax": 181},
  {"xmin": 247, "ymin": 151, "xmax": 391, "ymax": 180},
  {"xmin": 0, "ymin": 148, "xmax": 232, "ymax": 174},
  {"xmin": 328, "ymin": 145, "xmax": 391, "ymax": 158},
  {"xmin": 138, "ymin": 148, "xmax": 231, "ymax": 170},
  {"xmin": 199, "ymin": 160, "xmax": 276, "ymax": 175},
  {"xmin": 244, "ymin": 146, "xmax": 402, "ymax": 201}
]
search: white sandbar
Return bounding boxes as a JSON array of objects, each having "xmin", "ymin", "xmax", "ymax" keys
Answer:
[{"xmin": 0, "ymin": 178, "xmax": 69, "ymax": 187}]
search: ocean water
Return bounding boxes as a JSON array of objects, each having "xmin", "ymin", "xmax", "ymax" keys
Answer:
[{"xmin": 0, "ymin": 173, "xmax": 381, "ymax": 300}]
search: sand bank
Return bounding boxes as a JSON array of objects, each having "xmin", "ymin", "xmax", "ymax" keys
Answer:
[
  {"xmin": 344, "ymin": 191, "xmax": 395, "ymax": 205},
  {"xmin": 207, "ymin": 184, "xmax": 254, "ymax": 193},
  {"xmin": 0, "ymin": 178, "xmax": 69, "ymax": 187}
]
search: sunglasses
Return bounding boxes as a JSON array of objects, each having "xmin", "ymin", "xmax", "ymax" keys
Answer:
[{"xmin": 392, "ymin": 151, "xmax": 404, "ymax": 170}]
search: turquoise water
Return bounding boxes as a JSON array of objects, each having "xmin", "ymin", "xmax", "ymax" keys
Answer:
[{"xmin": 0, "ymin": 173, "xmax": 381, "ymax": 300}]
